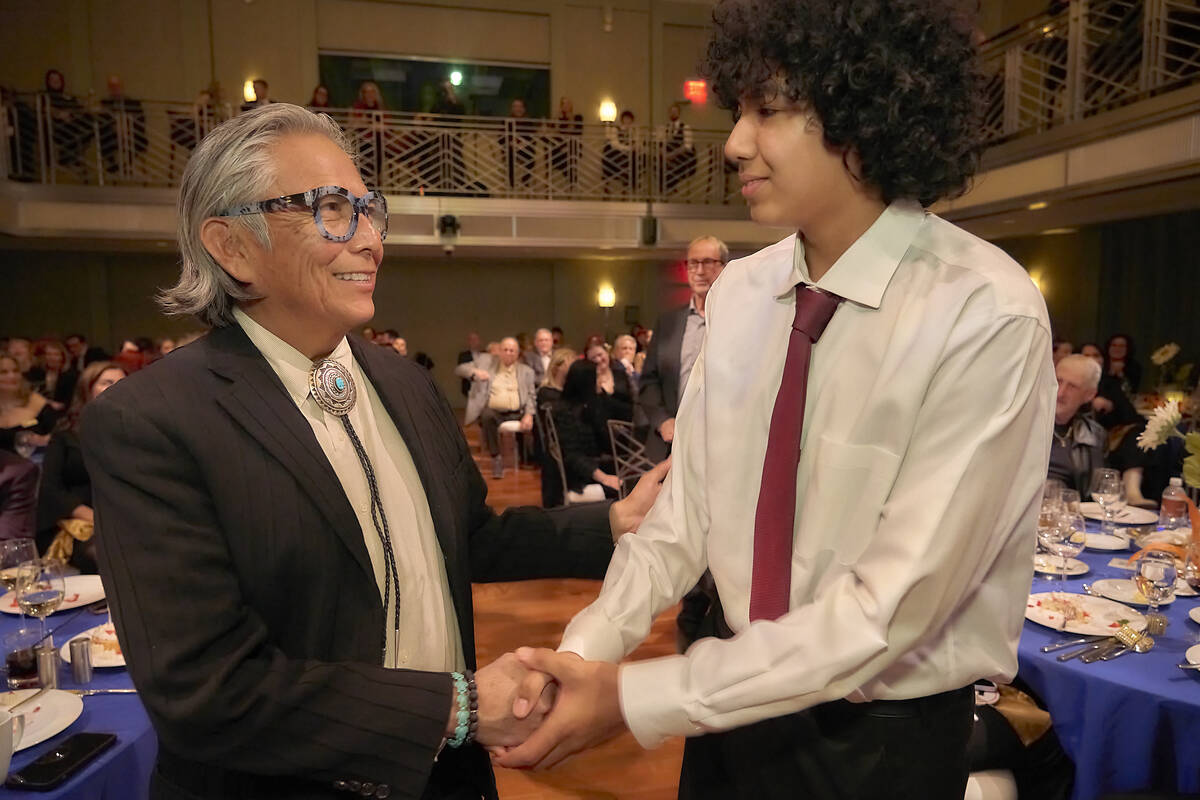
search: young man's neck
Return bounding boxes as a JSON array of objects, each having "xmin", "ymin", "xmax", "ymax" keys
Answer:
[{"xmin": 801, "ymin": 195, "xmax": 889, "ymax": 282}]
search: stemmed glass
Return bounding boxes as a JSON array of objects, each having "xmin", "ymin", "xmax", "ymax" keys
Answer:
[
  {"xmin": 14, "ymin": 560, "xmax": 65, "ymax": 642},
  {"xmin": 1183, "ymin": 540, "xmax": 1200, "ymax": 643},
  {"xmin": 1090, "ymin": 468, "xmax": 1123, "ymax": 535},
  {"xmin": 1052, "ymin": 508, "xmax": 1087, "ymax": 592},
  {"xmin": 1037, "ymin": 515, "xmax": 1067, "ymax": 589},
  {"xmin": 1135, "ymin": 550, "xmax": 1177, "ymax": 633},
  {"xmin": 0, "ymin": 540, "xmax": 39, "ymax": 622}
]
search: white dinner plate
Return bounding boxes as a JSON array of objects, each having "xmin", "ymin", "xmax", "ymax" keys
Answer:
[
  {"xmin": 1090, "ymin": 578, "xmax": 1176, "ymax": 607},
  {"xmin": 1189, "ymin": 606, "xmax": 1200, "ymax": 625},
  {"xmin": 60, "ymin": 623, "xmax": 125, "ymax": 669},
  {"xmin": 1079, "ymin": 502, "xmax": 1158, "ymax": 526},
  {"xmin": 0, "ymin": 575, "xmax": 105, "ymax": 616},
  {"xmin": 1177, "ymin": 577, "xmax": 1198, "ymax": 597},
  {"xmin": 0, "ymin": 689, "xmax": 83, "ymax": 752},
  {"xmin": 1033, "ymin": 554, "xmax": 1088, "ymax": 576},
  {"xmin": 1085, "ymin": 533, "xmax": 1130, "ymax": 551},
  {"xmin": 1187, "ymin": 643, "xmax": 1200, "ymax": 665},
  {"xmin": 1026, "ymin": 592, "xmax": 1147, "ymax": 636}
]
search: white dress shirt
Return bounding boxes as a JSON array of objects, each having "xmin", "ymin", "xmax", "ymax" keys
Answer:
[
  {"xmin": 559, "ymin": 200, "xmax": 1055, "ymax": 748},
  {"xmin": 235, "ymin": 309, "xmax": 464, "ymax": 673}
]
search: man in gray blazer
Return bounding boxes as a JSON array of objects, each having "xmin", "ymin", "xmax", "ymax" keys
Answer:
[
  {"xmin": 456, "ymin": 337, "xmax": 536, "ymax": 477},
  {"xmin": 639, "ymin": 235, "xmax": 727, "ymax": 462},
  {"xmin": 523, "ymin": 328, "xmax": 554, "ymax": 386}
]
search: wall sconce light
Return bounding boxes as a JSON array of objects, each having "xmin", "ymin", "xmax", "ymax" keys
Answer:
[
  {"xmin": 597, "ymin": 284, "xmax": 616, "ymax": 308},
  {"xmin": 243, "ymin": 80, "xmax": 257, "ymax": 103},
  {"xmin": 598, "ymin": 100, "xmax": 617, "ymax": 123},
  {"xmin": 449, "ymin": 71, "xmax": 463, "ymax": 87},
  {"xmin": 1027, "ymin": 200, "xmax": 1049, "ymax": 211},
  {"xmin": 1028, "ymin": 269, "xmax": 1047, "ymax": 296}
]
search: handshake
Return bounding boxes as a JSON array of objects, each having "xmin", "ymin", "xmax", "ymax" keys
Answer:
[{"xmin": 449, "ymin": 648, "xmax": 626, "ymax": 770}]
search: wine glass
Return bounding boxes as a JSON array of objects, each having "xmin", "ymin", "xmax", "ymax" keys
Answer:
[
  {"xmin": 14, "ymin": 560, "xmax": 65, "ymax": 642},
  {"xmin": 0, "ymin": 540, "xmax": 38, "ymax": 622},
  {"xmin": 1184, "ymin": 540, "xmax": 1200, "ymax": 643},
  {"xmin": 1037, "ymin": 516, "xmax": 1066, "ymax": 587},
  {"xmin": 1060, "ymin": 488, "xmax": 1081, "ymax": 516},
  {"xmin": 1134, "ymin": 551, "xmax": 1177, "ymax": 633},
  {"xmin": 1090, "ymin": 468, "xmax": 1123, "ymax": 535},
  {"xmin": 1052, "ymin": 510, "xmax": 1087, "ymax": 592}
]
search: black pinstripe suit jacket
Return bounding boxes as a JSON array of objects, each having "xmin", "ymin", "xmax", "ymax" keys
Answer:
[{"xmin": 81, "ymin": 323, "xmax": 613, "ymax": 800}]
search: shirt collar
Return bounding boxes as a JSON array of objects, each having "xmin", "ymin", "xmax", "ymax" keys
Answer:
[
  {"xmin": 774, "ymin": 199, "xmax": 927, "ymax": 308},
  {"xmin": 233, "ymin": 306, "xmax": 353, "ymax": 408}
]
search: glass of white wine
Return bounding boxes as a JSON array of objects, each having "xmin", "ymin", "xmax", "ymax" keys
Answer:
[
  {"xmin": 1134, "ymin": 550, "xmax": 1176, "ymax": 633},
  {"xmin": 0, "ymin": 540, "xmax": 38, "ymax": 621},
  {"xmin": 1052, "ymin": 510, "xmax": 1087, "ymax": 592},
  {"xmin": 14, "ymin": 560, "xmax": 66, "ymax": 642}
]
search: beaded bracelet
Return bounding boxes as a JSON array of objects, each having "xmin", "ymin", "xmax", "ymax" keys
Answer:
[{"xmin": 447, "ymin": 670, "xmax": 479, "ymax": 748}]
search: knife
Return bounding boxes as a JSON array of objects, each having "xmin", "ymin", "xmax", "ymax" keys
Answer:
[
  {"xmin": 4, "ymin": 687, "xmax": 49, "ymax": 714},
  {"xmin": 1081, "ymin": 641, "xmax": 1124, "ymax": 663},
  {"xmin": 1056, "ymin": 639, "xmax": 1113, "ymax": 661},
  {"xmin": 1041, "ymin": 635, "xmax": 1106, "ymax": 653},
  {"xmin": 63, "ymin": 688, "xmax": 137, "ymax": 697}
]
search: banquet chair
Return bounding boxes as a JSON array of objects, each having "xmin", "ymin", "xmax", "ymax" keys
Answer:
[
  {"xmin": 538, "ymin": 407, "xmax": 604, "ymax": 505},
  {"xmin": 497, "ymin": 418, "xmax": 523, "ymax": 474},
  {"xmin": 607, "ymin": 419, "xmax": 656, "ymax": 499},
  {"xmin": 964, "ymin": 770, "xmax": 1017, "ymax": 800}
]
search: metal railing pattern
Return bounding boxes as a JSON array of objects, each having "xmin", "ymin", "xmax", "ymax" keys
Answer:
[
  {"xmin": 3, "ymin": 2, "xmax": 1197, "ymax": 196},
  {"xmin": 980, "ymin": 0, "xmax": 1200, "ymax": 142},
  {"xmin": 2, "ymin": 95, "xmax": 741, "ymax": 204}
]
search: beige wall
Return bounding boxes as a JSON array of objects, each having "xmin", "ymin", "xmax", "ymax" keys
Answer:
[
  {"xmin": 0, "ymin": 247, "xmax": 677, "ymax": 405},
  {"xmin": 995, "ymin": 228, "xmax": 1104, "ymax": 344}
]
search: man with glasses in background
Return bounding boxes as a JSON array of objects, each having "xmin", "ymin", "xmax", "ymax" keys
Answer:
[
  {"xmin": 80, "ymin": 104, "xmax": 639, "ymax": 800},
  {"xmin": 638, "ymin": 235, "xmax": 728, "ymax": 463}
]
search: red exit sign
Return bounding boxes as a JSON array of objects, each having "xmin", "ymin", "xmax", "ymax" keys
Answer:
[{"xmin": 684, "ymin": 80, "xmax": 707, "ymax": 104}]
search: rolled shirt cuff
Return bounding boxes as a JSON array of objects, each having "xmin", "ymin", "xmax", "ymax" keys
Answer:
[{"xmin": 617, "ymin": 655, "xmax": 704, "ymax": 749}]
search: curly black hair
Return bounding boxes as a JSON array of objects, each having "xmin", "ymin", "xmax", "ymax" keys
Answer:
[{"xmin": 703, "ymin": 0, "xmax": 985, "ymax": 207}]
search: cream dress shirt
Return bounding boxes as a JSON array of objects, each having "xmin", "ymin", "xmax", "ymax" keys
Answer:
[
  {"xmin": 234, "ymin": 308, "xmax": 464, "ymax": 672},
  {"xmin": 559, "ymin": 200, "xmax": 1056, "ymax": 748},
  {"xmin": 488, "ymin": 363, "xmax": 521, "ymax": 412}
]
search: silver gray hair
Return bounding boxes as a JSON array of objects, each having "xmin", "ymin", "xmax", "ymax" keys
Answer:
[
  {"xmin": 1058, "ymin": 354, "xmax": 1102, "ymax": 391},
  {"xmin": 159, "ymin": 104, "xmax": 352, "ymax": 327},
  {"xmin": 687, "ymin": 235, "xmax": 730, "ymax": 264}
]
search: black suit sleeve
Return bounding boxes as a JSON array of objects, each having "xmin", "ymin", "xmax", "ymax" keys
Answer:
[
  {"xmin": 637, "ymin": 321, "xmax": 671, "ymax": 432},
  {"xmin": 81, "ymin": 398, "xmax": 452, "ymax": 796}
]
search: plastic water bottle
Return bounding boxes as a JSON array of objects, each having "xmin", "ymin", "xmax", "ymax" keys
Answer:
[{"xmin": 1158, "ymin": 477, "xmax": 1188, "ymax": 530}]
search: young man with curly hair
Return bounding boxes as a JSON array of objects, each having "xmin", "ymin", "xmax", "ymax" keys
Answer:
[{"xmin": 496, "ymin": 1, "xmax": 1056, "ymax": 797}]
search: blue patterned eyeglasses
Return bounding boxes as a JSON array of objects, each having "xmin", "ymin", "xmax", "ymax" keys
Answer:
[{"xmin": 219, "ymin": 185, "xmax": 388, "ymax": 242}]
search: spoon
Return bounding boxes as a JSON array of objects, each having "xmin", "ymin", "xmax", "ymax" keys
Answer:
[
  {"xmin": 1102, "ymin": 631, "xmax": 1155, "ymax": 661},
  {"xmin": 1177, "ymin": 663, "xmax": 1200, "ymax": 670}
]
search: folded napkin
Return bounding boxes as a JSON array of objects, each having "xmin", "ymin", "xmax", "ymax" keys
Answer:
[{"xmin": 45, "ymin": 518, "xmax": 94, "ymax": 562}]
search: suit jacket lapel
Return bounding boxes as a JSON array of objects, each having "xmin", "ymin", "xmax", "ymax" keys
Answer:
[
  {"xmin": 351, "ymin": 340, "xmax": 461, "ymax": 574},
  {"xmin": 205, "ymin": 325, "xmax": 376, "ymax": 583}
]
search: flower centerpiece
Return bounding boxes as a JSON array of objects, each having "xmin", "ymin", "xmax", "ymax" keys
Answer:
[{"xmin": 1136, "ymin": 399, "xmax": 1200, "ymax": 532}]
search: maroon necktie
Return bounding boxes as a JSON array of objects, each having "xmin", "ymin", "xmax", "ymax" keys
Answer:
[{"xmin": 748, "ymin": 285, "xmax": 843, "ymax": 622}]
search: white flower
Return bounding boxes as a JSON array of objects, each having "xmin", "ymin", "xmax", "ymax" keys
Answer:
[
  {"xmin": 1151, "ymin": 342, "xmax": 1180, "ymax": 366},
  {"xmin": 1137, "ymin": 400, "xmax": 1182, "ymax": 451}
]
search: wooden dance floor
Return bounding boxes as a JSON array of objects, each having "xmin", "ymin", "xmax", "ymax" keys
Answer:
[{"xmin": 466, "ymin": 426, "xmax": 684, "ymax": 799}]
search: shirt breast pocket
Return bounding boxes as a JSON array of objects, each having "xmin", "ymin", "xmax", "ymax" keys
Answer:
[{"xmin": 795, "ymin": 436, "xmax": 902, "ymax": 567}]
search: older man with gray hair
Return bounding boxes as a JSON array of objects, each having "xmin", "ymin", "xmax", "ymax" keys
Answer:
[
  {"xmin": 457, "ymin": 336, "xmax": 537, "ymax": 478},
  {"xmin": 1049, "ymin": 353, "xmax": 1106, "ymax": 498},
  {"xmin": 79, "ymin": 104, "xmax": 641, "ymax": 800}
]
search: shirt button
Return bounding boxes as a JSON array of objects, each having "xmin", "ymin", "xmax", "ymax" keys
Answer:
[{"xmin": 375, "ymin": 786, "xmax": 391, "ymax": 799}]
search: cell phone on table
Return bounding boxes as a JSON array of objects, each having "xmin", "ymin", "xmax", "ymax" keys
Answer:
[{"xmin": 5, "ymin": 732, "xmax": 117, "ymax": 790}]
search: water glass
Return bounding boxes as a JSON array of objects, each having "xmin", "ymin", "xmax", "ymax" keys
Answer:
[
  {"xmin": 1135, "ymin": 550, "xmax": 1177, "ymax": 631},
  {"xmin": 1051, "ymin": 511, "xmax": 1087, "ymax": 591},
  {"xmin": 14, "ymin": 560, "xmax": 65, "ymax": 642},
  {"xmin": 0, "ymin": 540, "xmax": 38, "ymax": 622}
]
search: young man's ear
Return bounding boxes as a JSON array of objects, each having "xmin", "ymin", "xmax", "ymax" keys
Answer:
[{"xmin": 199, "ymin": 217, "xmax": 257, "ymax": 287}]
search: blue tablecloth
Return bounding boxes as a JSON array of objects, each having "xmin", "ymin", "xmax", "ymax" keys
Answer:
[
  {"xmin": 1018, "ymin": 540, "xmax": 1200, "ymax": 800},
  {"xmin": 1, "ymin": 607, "xmax": 155, "ymax": 799}
]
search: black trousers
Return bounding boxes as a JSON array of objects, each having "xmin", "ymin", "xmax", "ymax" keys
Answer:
[
  {"xmin": 678, "ymin": 686, "xmax": 974, "ymax": 800},
  {"xmin": 478, "ymin": 407, "xmax": 523, "ymax": 456}
]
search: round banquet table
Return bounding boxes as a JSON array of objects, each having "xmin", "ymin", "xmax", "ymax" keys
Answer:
[
  {"xmin": 0, "ymin": 604, "xmax": 155, "ymax": 799},
  {"xmin": 1017, "ymin": 534, "xmax": 1200, "ymax": 800}
]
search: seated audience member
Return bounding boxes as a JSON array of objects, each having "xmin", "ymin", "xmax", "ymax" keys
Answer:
[
  {"xmin": 6, "ymin": 338, "xmax": 33, "ymax": 375},
  {"xmin": 37, "ymin": 362, "xmax": 127, "ymax": 570},
  {"xmin": 64, "ymin": 333, "xmax": 108, "ymax": 372},
  {"xmin": 1048, "ymin": 354, "xmax": 1105, "ymax": 498},
  {"xmin": 361, "ymin": 325, "xmax": 376, "ymax": 342},
  {"xmin": 1078, "ymin": 341, "xmax": 1138, "ymax": 428},
  {"xmin": 0, "ymin": 450, "xmax": 38, "ymax": 541},
  {"xmin": 413, "ymin": 352, "xmax": 435, "ymax": 371},
  {"xmin": 112, "ymin": 339, "xmax": 148, "ymax": 373},
  {"xmin": 524, "ymin": 328, "xmax": 554, "ymax": 385},
  {"xmin": 456, "ymin": 337, "xmax": 536, "ymax": 478},
  {"xmin": 1104, "ymin": 333, "xmax": 1142, "ymax": 395},
  {"xmin": 27, "ymin": 339, "xmax": 77, "ymax": 409},
  {"xmin": 537, "ymin": 348, "xmax": 577, "ymax": 508},
  {"xmin": 612, "ymin": 334, "xmax": 640, "ymax": 392},
  {"xmin": 554, "ymin": 361, "xmax": 621, "ymax": 496},
  {"xmin": 374, "ymin": 329, "xmax": 395, "ymax": 347},
  {"xmin": 240, "ymin": 78, "xmax": 272, "ymax": 112},
  {"xmin": 391, "ymin": 337, "xmax": 407, "ymax": 357},
  {"xmin": 587, "ymin": 342, "xmax": 633, "ymax": 429},
  {"xmin": 1051, "ymin": 339, "xmax": 1072, "ymax": 365},
  {"xmin": 0, "ymin": 355, "xmax": 59, "ymax": 454},
  {"xmin": 157, "ymin": 338, "xmax": 177, "ymax": 357},
  {"xmin": 457, "ymin": 331, "xmax": 482, "ymax": 398},
  {"xmin": 551, "ymin": 326, "xmax": 565, "ymax": 348}
]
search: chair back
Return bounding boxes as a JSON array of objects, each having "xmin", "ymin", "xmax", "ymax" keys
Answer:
[
  {"xmin": 538, "ymin": 404, "xmax": 573, "ymax": 503},
  {"xmin": 607, "ymin": 419, "xmax": 656, "ymax": 499}
]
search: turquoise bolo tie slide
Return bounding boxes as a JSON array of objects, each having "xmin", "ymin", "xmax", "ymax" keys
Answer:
[{"xmin": 309, "ymin": 359, "xmax": 357, "ymax": 416}]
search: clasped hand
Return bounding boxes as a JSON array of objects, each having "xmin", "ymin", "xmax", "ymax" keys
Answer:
[{"xmin": 474, "ymin": 649, "xmax": 624, "ymax": 770}]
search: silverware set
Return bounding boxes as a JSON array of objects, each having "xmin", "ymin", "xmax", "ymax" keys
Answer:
[{"xmin": 1043, "ymin": 624, "xmax": 1155, "ymax": 663}]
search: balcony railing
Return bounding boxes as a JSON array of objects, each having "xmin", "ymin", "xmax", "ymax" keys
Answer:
[
  {"xmin": 980, "ymin": 0, "xmax": 1200, "ymax": 142},
  {"xmin": 1, "ymin": 93, "xmax": 741, "ymax": 205}
]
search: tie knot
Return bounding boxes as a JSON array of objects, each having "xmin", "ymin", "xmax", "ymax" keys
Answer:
[{"xmin": 792, "ymin": 285, "xmax": 842, "ymax": 341}]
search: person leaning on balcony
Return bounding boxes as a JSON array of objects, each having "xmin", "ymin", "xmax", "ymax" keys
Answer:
[
  {"xmin": 602, "ymin": 109, "xmax": 640, "ymax": 193},
  {"xmin": 41, "ymin": 69, "xmax": 90, "ymax": 170},
  {"xmin": 662, "ymin": 102, "xmax": 697, "ymax": 194},
  {"xmin": 99, "ymin": 75, "xmax": 147, "ymax": 176},
  {"xmin": 552, "ymin": 97, "xmax": 584, "ymax": 190}
]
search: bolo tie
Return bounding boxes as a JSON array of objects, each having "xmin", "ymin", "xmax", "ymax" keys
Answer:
[{"xmin": 309, "ymin": 358, "xmax": 402, "ymax": 664}]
